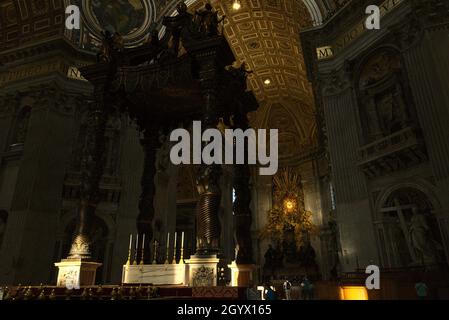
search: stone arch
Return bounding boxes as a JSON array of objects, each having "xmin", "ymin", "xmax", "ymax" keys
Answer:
[
  {"xmin": 375, "ymin": 180, "xmax": 442, "ymax": 218},
  {"xmin": 374, "ymin": 181, "xmax": 447, "ymax": 268}
]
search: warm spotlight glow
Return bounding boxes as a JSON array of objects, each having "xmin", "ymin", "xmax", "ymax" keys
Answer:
[
  {"xmin": 232, "ymin": 0, "xmax": 241, "ymax": 10},
  {"xmin": 339, "ymin": 286, "xmax": 369, "ymax": 300},
  {"xmin": 264, "ymin": 79, "xmax": 271, "ymax": 85},
  {"xmin": 283, "ymin": 198, "xmax": 296, "ymax": 213}
]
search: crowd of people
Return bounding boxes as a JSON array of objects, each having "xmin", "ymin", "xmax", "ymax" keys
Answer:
[
  {"xmin": 246, "ymin": 276, "xmax": 315, "ymax": 300},
  {"xmin": 246, "ymin": 277, "xmax": 432, "ymax": 300}
]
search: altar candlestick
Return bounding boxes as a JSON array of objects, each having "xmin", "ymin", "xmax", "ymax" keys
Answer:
[
  {"xmin": 165, "ymin": 233, "xmax": 170, "ymax": 264},
  {"xmin": 133, "ymin": 234, "xmax": 139, "ymax": 265},
  {"xmin": 172, "ymin": 232, "xmax": 177, "ymax": 264},
  {"xmin": 140, "ymin": 234, "xmax": 146, "ymax": 265},
  {"xmin": 126, "ymin": 234, "xmax": 132, "ymax": 265},
  {"xmin": 179, "ymin": 232, "xmax": 185, "ymax": 264},
  {"xmin": 152, "ymin": 240, "xmax": 158, "ymax": 264}
]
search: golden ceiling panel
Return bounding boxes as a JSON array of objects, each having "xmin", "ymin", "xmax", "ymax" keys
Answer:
[
  {"xmin": 0, "ymin": 0, "xmax": 64, "ymax": 51},
  {"xmin": 189, "ymin": 0, "xmax": 314, "ymax": 105}
]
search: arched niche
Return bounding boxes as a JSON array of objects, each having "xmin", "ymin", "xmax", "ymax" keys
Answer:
[
  {"xmin": 374, "ymin": 185, "xmax": 447, "ymax": 269},
  {"xmin": 355, "ymin": 47, "xmax": 418, "ymax": 144}
]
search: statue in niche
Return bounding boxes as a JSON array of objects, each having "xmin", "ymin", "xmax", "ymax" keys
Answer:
[
  {"xmin": 358, "ymin": 49, "xmax": 411, "ymax": 141},
  {"xmin": 376, "ymin": 86, "xmax": 407, "ymax": 136},
  {"xmin": 408, "ymin": 211, "xmax": 443, "ymax": 266}
]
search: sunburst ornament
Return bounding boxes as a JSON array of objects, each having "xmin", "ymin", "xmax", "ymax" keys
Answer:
[
  {"xmin": 283, "ymin": 197, "xmax": 297, "ymax": 213},
  {"xmin": 261, "ymin": 168, "xmax": 316, "ymax": 247}
]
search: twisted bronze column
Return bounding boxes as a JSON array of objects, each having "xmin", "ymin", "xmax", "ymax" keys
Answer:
[
  {"xmin": 69, "ymin": 89, "xmax": 110, "ymax": 259},
  {"xmin": 232, "ymin": 111, "xmax": 254, "ymax": 264},
  {"xmin": 195, "ymin": 87, "xmax": 222, "ymax": 256},
  {"xmin": 137, "ymin": 128, "xmax": 160, "ymax": 264}
]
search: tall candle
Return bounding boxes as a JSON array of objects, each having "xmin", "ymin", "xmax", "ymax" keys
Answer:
[
  {"xmin": 181, "ymin": 232, "xmax": 185, "ymax": 249},
  {"xmin": 129, "ymin": 234, "xmax": 133, "ymax": 251},
  {"xmin": 142, "ymin": 234, "xmax": 146, "ymax": 250},
  {"xmin": 135, "ymin": 234, "xmax": 139, "ymax": 251},
  {"xmin": 174, "ymin": 232, "xmax": 177, "ymax": 250},
  {"xmin": 167, "ymin": 233, "xmax": 170, "ymax": 249}
]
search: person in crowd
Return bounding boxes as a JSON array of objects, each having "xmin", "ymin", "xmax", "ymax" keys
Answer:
[
  {"xmin": 415, "ymin": 279, "xmax": 428, "ymax": 300},
  {"xmin": 246, "ymin": 281, "xmax": 261, "ymax": 300},
  {"xmin": 283, "ymin": 279, "xmax": 292, "ymax": 300},
  {"xmin": 264, "ymin": 284, "xmax": 278, "ymax": 300},
  {"xmin": 301, "ymin": 276, "xmax": 314, "ymax": 300}
]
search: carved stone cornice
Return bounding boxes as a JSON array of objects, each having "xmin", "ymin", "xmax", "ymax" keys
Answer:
[{"xmin": 320, "ymin": 62, "xmax": 354, "ymax": 97}]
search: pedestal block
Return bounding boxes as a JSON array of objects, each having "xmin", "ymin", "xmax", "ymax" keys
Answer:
[
  {"xmin": 55, "ymin": 259, "xmax": 102, "ymax": 288},
  {"xmin": 185, "ymin": 255, "xmax": 220, "ymax": 287},
  {"xmin": 228, "ymin": 261, "xmax": 257, "ymax": 287}
]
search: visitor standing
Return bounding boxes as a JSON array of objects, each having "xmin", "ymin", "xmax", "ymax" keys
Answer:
[{"xmin": 283, "ymin": 280, "xmax": 292, "ymax": 300}]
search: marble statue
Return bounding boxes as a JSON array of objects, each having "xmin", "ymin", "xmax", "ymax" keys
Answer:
[{"xmin": 409, "ymin": 212, "xmax": 442, "ymax": 265}]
